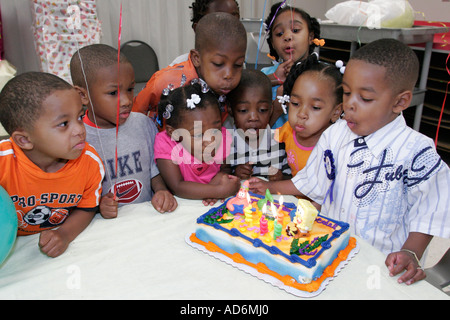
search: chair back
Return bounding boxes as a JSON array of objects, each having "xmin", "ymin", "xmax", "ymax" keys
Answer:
[{"xmin": 121, "ymin": 40, "xmax": 159, "ymax": 84}]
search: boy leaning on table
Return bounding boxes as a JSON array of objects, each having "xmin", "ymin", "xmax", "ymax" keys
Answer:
[
  {"xmin": 249, "ymin": 38, "xmax": 450, "ymax": 285},
  {"xmin": 0, "ymin": 72, "xmax": 105, "ymax": 258}
]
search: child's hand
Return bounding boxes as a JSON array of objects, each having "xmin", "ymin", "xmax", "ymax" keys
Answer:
[
  {"xmin": 202, "ymin": 198, "xmax": 224, "ymax": 206},
  {"xmin": 385, "ymin": 250, "xmax": 426, "ymax": 285},
  {"xmin": 235, "ymin": 163, "xmax": 253, "ymax": 180},
  {"xmin": 39, "ymin": 229, "xmax": 70, "ymax": 258},
  {"xmin": 274, "ymin": 58, "xmax": 293, "ymax": 83},
  {"xmin": 100, "ymin": 192, "xmax": 118, "ymax": 219},
  {"xmin": 216, "ymin": 173, "xmax": 241, "ymax": 196},
  {"xmin": 268, "ymin": 167, "xmax": 283, "ymax": 181},
  {"xmin": 248, "ymin": 176, "xmax": 269, "ymax": 195},
  {"xmin": 152, "ymin": 190, "xmax": 178, "ymax": 213}
]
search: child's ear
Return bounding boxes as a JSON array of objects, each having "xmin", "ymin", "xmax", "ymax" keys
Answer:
[
  {"xmin": 393, "ymin": 90, "xmax": 413, "ymax": 114},
  {"xmin": 331, "ymin": 103, "xmax": 343, "ymax": 123},
  {"xmin": 73, "ymin": 85, "xmax": 90, "ymax": 106},
  {"xmin": 11, "ymin": 130, "xmax": 33, "ymax": 150},
  {"xmin": 190, "ymin": 49, "xmax": 201, "ymax": 68}
]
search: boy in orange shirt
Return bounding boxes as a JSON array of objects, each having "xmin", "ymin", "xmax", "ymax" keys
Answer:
[
  {"xmin": 132, "ymin": 12, "xmax": 247, "ymax": 129},
  {"xmin": 0, "ymin": 72, "xmax": 105, "ymax": 258}
]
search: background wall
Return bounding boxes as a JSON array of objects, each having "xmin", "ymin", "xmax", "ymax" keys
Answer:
[{"xmin": 1, "ymin": 0, "xmax": 448, "ymax": 75}]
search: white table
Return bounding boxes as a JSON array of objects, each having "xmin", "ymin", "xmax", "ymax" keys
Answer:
[{"xmin": 0, "ymin": 195, "xmax": 448, "ymax": 300}]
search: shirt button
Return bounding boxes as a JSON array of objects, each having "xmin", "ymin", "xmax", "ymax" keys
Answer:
[{"xmin": 358, "ymin": 138, "xmax": 364, "ymax": 144}]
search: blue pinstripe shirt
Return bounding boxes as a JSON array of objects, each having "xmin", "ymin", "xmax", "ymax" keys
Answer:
[{"xmin": 292, "ymin": 115, "xmax": 450, "ymax": 254}]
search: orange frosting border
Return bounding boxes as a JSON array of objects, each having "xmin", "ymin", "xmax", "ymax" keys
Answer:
[{"xmin": 190, "ymin": 233, "xmax": 357, "ymax": 293}]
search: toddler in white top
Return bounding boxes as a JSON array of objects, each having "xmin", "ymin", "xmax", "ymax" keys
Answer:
[{"xmin": 250, "ymin": 38, "xmax": 450, "ymax": 286}]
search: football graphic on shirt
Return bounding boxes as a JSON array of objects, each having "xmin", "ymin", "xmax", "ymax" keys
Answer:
[{"xmin": 110, "ymin": 179, "xmax": 143, "ymax": 204}]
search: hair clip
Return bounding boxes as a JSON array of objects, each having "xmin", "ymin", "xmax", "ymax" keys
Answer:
[
  {"xmin": 335, "ymin": 60, "xmax": 346, "ymax": 74},
  {"xmin": 163, "ymin": 104, "xmax": 174, "ymax": 119},
  {"xmin": 186, "ymin": 94, "xmax": 201, "ymax": 109},
  {"xmin": 162, "ymin": 83, "xmax": 175, "ymax": 96},
  {"xmin": 180, "ymin": 74, "xmax": 187, "ymax": 87},
  {"xmin": 277, "ymin": 95, "xmax": 290, "ymax": 114},
  {"xmin": 313, "ymin": 38, "xmax": 325, "ymax": 47}
]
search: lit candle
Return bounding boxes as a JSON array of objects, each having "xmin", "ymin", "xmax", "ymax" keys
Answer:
[
  {"xmin": 273, "ymin": 220, "xmax": 282, "ymax": 239},
  {"xmin": 277, "ymin": 210, "xmax": 284, "ymax": 225},
  {"xmin": 260, "ymin": 215, "xmax": 268, "ymax": 235}
]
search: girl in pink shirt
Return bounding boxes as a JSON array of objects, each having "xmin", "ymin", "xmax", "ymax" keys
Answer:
[{"xmin": 154, "ymin": 81, "xmax": 240, "ymax": 205}]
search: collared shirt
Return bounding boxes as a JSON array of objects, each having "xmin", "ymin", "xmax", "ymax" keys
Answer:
[
  {"xmin": 292, "ymin": 115, "xmax": 450, "ymax": 254},
  {"xmin": 227, "ymin": 126, "xmax": 291, "ymax": 178}
]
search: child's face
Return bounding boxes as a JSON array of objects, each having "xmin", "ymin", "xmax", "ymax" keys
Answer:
[
  {"xmin": 342, "ymin": 60, "xmax": 403, "ymax": 137},
  {"xmin": 288, "ymin": 72, "xmax": 341, "ymax": 147},
  {"xmin": 230, "ymin": 86, "xmax": 272, "ymax": 137},
  {"xmin": 86, "ymin": 62, "xmax": 135, "ymax": 129},
  {"xmin": 270, "ymin": 10, "xmax": 313, "ymax": 62},
  {"xmin": 191, "ymin": 41, "xmax": 246, "ymax": 97},
  {"xmin": 172, "ymin": 104, "xmax": 222, "ymax": 162},
  {"xmin": 26, "ymin": 89, "xmax": 86, "ymax": 167}
]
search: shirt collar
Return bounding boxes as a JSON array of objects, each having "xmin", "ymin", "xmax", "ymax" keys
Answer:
[
  {"xmin": 365, "ymin": 114, "xmax": 406, "ymax": 159},
  {"xmin": 341, "ymin": 114, "xmax": 407, "ymax": 159}
]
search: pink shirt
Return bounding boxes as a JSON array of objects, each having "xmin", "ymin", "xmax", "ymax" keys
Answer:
[{"xmin": 154, "ymin": 127, "xmax": 231, "ymax": 184}]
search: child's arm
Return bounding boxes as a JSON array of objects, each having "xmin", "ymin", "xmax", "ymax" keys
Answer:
[
  {"xmin": 385, "ymin": 232, "xmax": 432, "ymax": 285},
  {"xmin": 157, "ymin": 159, "xmax": 241, "ymax": 201},
  {"xmin": 151, "ymin": 174, "xmax": 178, "ymax": 213},
  {"xmin": 248, "ymin": 176, "xmax": 302, "ymax": 196},
  {"xmin": 270, "ymin": 85, "xmax": 286, "ymax": 127},
  {"xmin": 39, "ymin": 208, "xmax": 95, "ymax": 258}
]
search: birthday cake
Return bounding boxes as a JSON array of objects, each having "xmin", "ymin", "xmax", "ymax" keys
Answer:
[{"xmin": 187, "ymin": 184, "xmax": 357, "ymax": 296}]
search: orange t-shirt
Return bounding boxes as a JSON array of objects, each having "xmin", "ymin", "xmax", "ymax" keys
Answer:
[
  {"xmin": 275, "ymin": 122, "xmax": 314, "ymax": 176},
  {"xmin": 132, "ymin": 54, "xmax": 199, "ymax": 120},
  {"xmin": 0, "ymin": 139, "xmax": 105, "ymax": 236},
  {"xmin": 132, "ymin": 54, "xmax": 228, "ymax": 128}
]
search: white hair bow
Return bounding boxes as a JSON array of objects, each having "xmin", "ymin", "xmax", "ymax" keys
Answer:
[
  {"xmin": 186, "ymin": 94, "xmax": 201, "ymax": 109},
  {"xmin": 277, "ymin": 95, "xmax": 290, "ymax": 114}
]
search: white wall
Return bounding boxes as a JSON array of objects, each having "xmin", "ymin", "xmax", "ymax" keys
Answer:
[{"xmin": 0, "ymin": 0, "xmax": 448, "ymax": 76}]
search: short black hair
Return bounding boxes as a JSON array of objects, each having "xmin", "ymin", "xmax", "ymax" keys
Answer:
[
  {"xmin": 228, "ymin": 69, "xmax": 272, "ymax": 108},
  {"xmin": 350, "ymin": 38, "xmax": 419, "ymax": 93},
  {"xmin": 195, "ymin": 12, "xmax": 246, "ymax": 53},
  {"xmin": 0, "ymin": 72, "xmax": 73, "ymax": 134},
  {"xmin": 70, "ymin": 43, "xmax": 130, "ymax": 88}
]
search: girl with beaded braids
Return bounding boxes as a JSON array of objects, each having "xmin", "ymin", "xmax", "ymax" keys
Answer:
[
  {"xmin": 249, "ymin": 52, "xmax": 343, "ymax": 196},
  {"xmin": 261, "ymin": 1, "xmax": 323, "ymax": 129},
  {"xmin": 154, "ymin": 80, "xmax": 240, "ymax": 205}
]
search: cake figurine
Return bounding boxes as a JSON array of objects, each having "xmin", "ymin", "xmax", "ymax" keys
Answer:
[
  {"xmin": 286, "ymin": 199, "xmax": 319, "ymax": 238},
  {"xmin": 226, "ymin": 180, "xmax": 251, "ymax": 214}
]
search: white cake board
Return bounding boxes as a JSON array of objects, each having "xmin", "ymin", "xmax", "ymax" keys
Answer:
[{"xmin": 186, "ymin": 232, "xmax": 360, "ymax": 298}]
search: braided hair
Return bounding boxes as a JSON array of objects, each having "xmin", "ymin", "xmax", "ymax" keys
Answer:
[
  {"xmin": 265, "ymin": 2, "xmax": 320, "ymax": 62},
  {"xmin": 158, "ymin": 80, "xmax": 220, "ymax": 129},
  {"xmin": 283, "ymin": 53, "xmax": 343, "ymax": 105}
]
